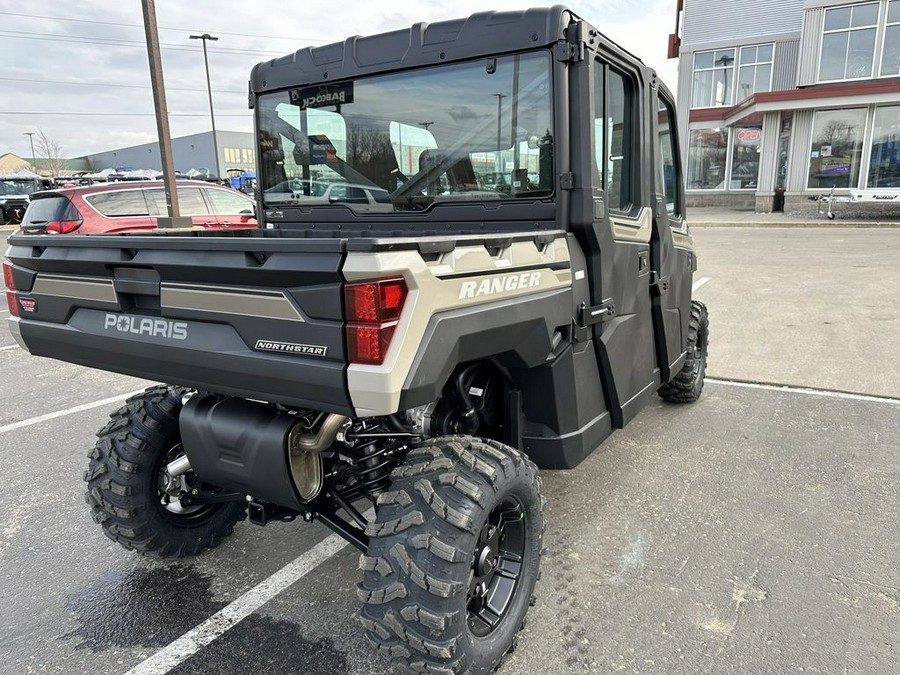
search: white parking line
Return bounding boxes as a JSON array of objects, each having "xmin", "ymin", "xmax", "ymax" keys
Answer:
[
  {"xmin": 125, "ymin": 522, "xmax": 366, "ymax": 675},
  {"xmin": 0, "ymin": 389, "xmax": 145, "ymax": 434},
  {"xmin": 0, "ymin": 345, "xmax": 18, "ymax": 352},
  {"xmin": 692, "ymin": 277, "xmax": 711, "ymax": 292},
  {"xmin": 707, "ymin": 377, "xmax": 900, "ymax": 406}
]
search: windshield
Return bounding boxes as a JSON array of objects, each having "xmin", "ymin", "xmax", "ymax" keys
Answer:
[
  {"xmin": 257, "ymin": 51, "xmax": 553, "ymax": 213},
  {"xmin": 0, "ymin": 179, "xmax": 37, "ymax": 197}
]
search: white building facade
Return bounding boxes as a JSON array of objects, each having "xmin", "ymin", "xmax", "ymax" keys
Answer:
[{"xmin": 673, "ymin": 0, "xmax": 900, "ymax": 214}]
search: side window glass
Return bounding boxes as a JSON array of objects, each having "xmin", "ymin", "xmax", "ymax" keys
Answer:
[
  {"xmin": 145, "ymin": 190, "xmax": 166, "ymax": 217},
  {"xmin": 657, "ymin": 98, "xmax": 681, "ymax": 218},
  {"xmin": 593, "ymin": 62, "xmax": 634, "ymax": 212},
  {"xmin": 607, "ymin": 68, "xmax": 633, "ymax": 211},
  {"xmin": 86, "ymin": 191, "xmax": 149, "ymax": 218},
  {"xmin": 176, "ymin": 188, "xmax": 210, "ymax": 216},
  {"xmin": 207, "ymin": 188, "xmax": 254, "ymax": 214}
]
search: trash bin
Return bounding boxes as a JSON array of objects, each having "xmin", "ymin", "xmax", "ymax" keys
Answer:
[{"xmin": 773, "ymin": 186, "xmax": 785, "ymax": 212}]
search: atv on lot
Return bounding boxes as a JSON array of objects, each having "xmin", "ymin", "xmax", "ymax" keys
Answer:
[{"xmin": 4, "ymin": 7, "xmax": 707, "ymax": 673}]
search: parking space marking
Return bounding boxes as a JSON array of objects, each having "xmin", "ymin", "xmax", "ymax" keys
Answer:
[
  {"xmin": 125, "ymin": 520, "xmax": 368, "ymax": 675},
  {"xmin": 708, "ymin": 377, "xmax": 900, "ymax": 406},
  {"xmin": 692, "ymin": 277, "xmax": 711, "ymax": 292},
  {"xmin": 0, "ymin": 345, "xmax": 17, "ymax": 352},
  {"xmin": 0, "ymin": 389, "xmax": 145, "ymax": 434}
]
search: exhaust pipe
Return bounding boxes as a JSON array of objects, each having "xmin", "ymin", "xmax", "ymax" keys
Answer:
[{"xmin": 288, "ymin": 414, "xmax": 349, "ymax": 501}]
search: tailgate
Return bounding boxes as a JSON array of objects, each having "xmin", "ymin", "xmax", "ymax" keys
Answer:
[{"xmin": 5, "ymin": 234, "xmax": 352, "ymax": 414}]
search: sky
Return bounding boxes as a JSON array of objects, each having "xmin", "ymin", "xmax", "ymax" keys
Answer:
[{"xmin": 0, "ymin": 0, "xmax": 678, "ymax": 160}]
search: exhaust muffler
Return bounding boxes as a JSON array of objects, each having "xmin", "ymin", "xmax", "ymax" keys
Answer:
[{"xmin": 179, "ymin": 394, "xmax": 347, "ymax": 510}]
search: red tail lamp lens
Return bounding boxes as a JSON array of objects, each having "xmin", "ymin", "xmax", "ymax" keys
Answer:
[
  {"xmin": 346, "ymin": 322, "xmax": 397, "ymax": 365},
  {"xmin": 5, "ymin": 291, "xmax": 18, "ymax": 317},
  {"xmin": 46, "ymin": 220, "xmax": 82, "ymax": 234},
  {"xmin": 344, "ymin": 277, "xmax": 407, "ymax": 365},
  {"xmin": 2, "ymin": 260, "xmax": 15, "ymax": 291},
  {"xmin": 344, "ymin": 277, "xmax": 407, "ymax": 323}
]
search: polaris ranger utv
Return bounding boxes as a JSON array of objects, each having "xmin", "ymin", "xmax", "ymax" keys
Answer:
[{"xmin": 3, "ymin": 7, "xmax": 708, "ymax": 673}]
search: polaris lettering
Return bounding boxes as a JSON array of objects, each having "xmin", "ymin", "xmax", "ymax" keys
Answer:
[
  {"xmin": 103, "ymin": 314, "xmax": 188, "ymax": 340},
  {"xmin": 458, "ymin": 272, "xmax": 542, "ymax": 300}
]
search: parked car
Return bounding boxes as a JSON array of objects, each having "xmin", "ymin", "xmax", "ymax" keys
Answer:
[
  {"xmin": 264, "ymin": 178, "xmax": 392, "ymax": 213},
  {"xmin": 19, "ymin": 180, "xmax": 257, "ymax": 234}
]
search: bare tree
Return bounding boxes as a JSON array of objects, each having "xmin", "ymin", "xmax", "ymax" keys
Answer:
[{"xmin": 34, "ymin": 129, "xmax": 67, "ymax": 177}]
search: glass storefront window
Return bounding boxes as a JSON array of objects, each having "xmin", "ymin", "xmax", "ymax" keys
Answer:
[
  {"xmin": 688, "ymin": 127, "xmax": 729, "ymax": 190},
  {"xmin": 819, "ymin": 2, "xmax": 878, "ymax": 81},
  {"xmin": 867, "ymin": 106, "xmax": 900, "ymax": 188},
  {"xmin": 882, "ymin": 1, "xmax": 900, "ymax": 76},
  {"xmin": 730, "ymin": 123, "xmax": 762, "ymax": 189},
  {"xmin": 807, "ymin": 109, "xmax": 867, "ymax": 189},
  {"xmin": 691, "ymin": 49, "xmax": 735, "ymax": 108}
]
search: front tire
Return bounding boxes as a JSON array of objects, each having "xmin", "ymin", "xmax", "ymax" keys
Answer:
[
  {"xmin": 659, "ymin": 300, "xmax": 709, "ymax": 403},
  {"xmin": 358, "ymin": 436, "xmax": 544, "ymax": 674},
  {"xmin": 84, "ymin": 385, "xmax": 247, "ymax": 557}
]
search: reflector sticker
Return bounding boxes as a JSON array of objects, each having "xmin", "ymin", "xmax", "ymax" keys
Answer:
[{"xmin": 254, "ymin": 340, "xmax": 328, "ymax": 357}]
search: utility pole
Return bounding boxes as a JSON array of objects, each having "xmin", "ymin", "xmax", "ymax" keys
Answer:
[
  {"xmin": 493, "ymin": 93, "xmax": 506, "ymax": 172},
  {"xmin": 23, "ymin": 132, "xmax": 36, "ymax": 167},
  {"xmin": 418, "ymin": 121, "xmax": 434, "ymax": 132},
  {"xmin": 190, "ymin": 33, "xmax": 220, "ymax": 179},
  {"xmin": 141, "ymin": 0, "xmax": 186, "ymax": 226}
]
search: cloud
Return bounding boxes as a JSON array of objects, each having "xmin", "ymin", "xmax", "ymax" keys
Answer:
[{"xmin": 0, "ymin": 0, "xmax": 678, "ymax": 158}]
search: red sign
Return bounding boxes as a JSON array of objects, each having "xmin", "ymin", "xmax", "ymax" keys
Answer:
[{"xmin": 737, "ymin": 127, "xmax": 762, "ymax": 144}]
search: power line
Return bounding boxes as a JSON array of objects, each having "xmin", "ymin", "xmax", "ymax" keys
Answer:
[
  {"xmin": 0, "ymin": 30, "xmax": 284, "ymax": 56},
  {"xmin": 0, "ymin": 10, "xmax": 330, "ymax": 43},
  {"xmin": 0, "ymin": 76, "xmax": 246, "ymax": 95}
]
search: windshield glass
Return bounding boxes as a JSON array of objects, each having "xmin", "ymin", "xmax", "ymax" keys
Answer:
[
  {"xmin": 0, "ymin": 179, "xmax": 37, "ymax": 196},
  {"xmin": 257, "ymin": 51, "xmax": 553, "ymax": 213}
]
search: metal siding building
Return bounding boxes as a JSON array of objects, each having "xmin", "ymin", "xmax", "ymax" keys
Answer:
[
  {"xmin": 675, "ymin": 0, "xmax": 900, "ymax": 215},
  {"xmin": 86, "ymin": 131, "xmax": 255, "ymax": 177}
]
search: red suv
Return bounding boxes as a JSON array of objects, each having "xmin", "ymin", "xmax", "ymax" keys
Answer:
[{"xmin": 20, "ymin": 180, "xmax": 257, "ymax": 234}]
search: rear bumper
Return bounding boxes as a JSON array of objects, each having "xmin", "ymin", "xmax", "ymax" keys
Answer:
[
  {"xmin": 16, "ymin": 315, "xmax": 354, "ymax": 415},
  {"xmin": 7, "ymin": 317, "xmax": 28, "ymax": 352}
]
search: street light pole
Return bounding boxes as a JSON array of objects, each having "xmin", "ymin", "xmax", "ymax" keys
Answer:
[
  {"xmin": 493, "ymin": 93, "xmax": 505, "ymax": 173},
  {"xmin": 23, "ymin": 132, "xmax": 36, "ymax": 166},
  {"xmin": 141, "ymin": 0, "xmax": 183, "ymax": 223},
  {"xmin": 190, "ymin": 33, "xmax": 220, "ymax": 179}
]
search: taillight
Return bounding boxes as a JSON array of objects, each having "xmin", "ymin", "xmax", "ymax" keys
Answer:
[
  {"xmin": 3, "ymin": 260, "xmax": 18, "ymax": 317},
  {"xmin": 344, "ymin": 277, "xmax": 407, "ymax": 365},
  {"xmin": 45, "ymin": 220, "xmax": 82, "ymax": 234}
]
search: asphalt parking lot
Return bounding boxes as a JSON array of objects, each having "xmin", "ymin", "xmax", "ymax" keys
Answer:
[{"xmin": 1, "ymin": 227, "xmax": 898, "ymax": 675}]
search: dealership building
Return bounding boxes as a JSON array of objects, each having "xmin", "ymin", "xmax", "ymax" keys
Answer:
[
  {"xmin": 671, "ymin": 0, "xmax": 900, "ymax": 213},
  {"xmin": 85, "ymin": 130, "xmax": 256, "ymax": 177}
]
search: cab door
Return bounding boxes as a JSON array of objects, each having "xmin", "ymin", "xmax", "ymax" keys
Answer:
[{"xmin": 649, "ymin": 91, "xmax": 694, "ymax": 381}]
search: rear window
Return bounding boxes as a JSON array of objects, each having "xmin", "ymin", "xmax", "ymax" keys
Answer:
[
  {"xmin": 86, "ymin": 190, "xmax": 150, "ymax": 217},
  {"xmin": 23, "ymin": 196, "xmax": 79, "ymax": 225}
]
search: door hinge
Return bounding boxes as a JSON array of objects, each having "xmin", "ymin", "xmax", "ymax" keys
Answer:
[
  {"xmin": 579, "ymin": 300, "xmax": 616, "ymax": 326},
  {"xmin": 650, "ymin": 272, "xmax": 670, "ymax": 293},
  {"xmin": 559, "ymin": 172, "xmax": 576, "ymax": 190},
  {"xmin": 555, "ymin": 39, "xmax": 584, "ymax": 62}
]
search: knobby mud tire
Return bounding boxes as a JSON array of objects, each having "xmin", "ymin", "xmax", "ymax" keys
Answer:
[
  {"xmin": 84, "ymin": 385, "xmax": 246, "ymax": 558},
  {"xmin": 358, "ymin": 436, "xmax": 544, "ymax": 674},
  {"xmin": 659, "ymin": 300, "xmax": 709, "ymax": 403}
]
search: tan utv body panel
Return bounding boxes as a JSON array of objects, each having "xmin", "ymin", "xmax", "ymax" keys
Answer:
[{"xmin": 344, "ymin": 235, "xmax": 572, "ymax": 417}]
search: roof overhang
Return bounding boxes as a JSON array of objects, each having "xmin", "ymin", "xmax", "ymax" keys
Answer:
[{"xmin": 689, "ymin": 77, "xmax": 900, "ymax": 126}]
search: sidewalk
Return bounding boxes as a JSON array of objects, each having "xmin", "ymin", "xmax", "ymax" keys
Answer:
[{"xmin": 689, "ymin": 206, "xmax": 900, "ymax": 227}]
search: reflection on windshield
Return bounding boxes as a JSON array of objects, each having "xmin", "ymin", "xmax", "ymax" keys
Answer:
[{"xmin": 256, "ymin": 51, "xmax": 553, "ymax": 213}]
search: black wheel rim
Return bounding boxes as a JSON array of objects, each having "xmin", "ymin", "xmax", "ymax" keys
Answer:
[
  {"xmin": 156, "ymin": 444, "xmax": 216, "ymax": 523},
  {"xmin": 466, "ymin": 496, "xmax": 527, "ymax": 638}
]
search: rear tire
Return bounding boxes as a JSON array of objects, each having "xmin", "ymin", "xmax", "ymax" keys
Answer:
[
  {"xmin": 659, "ymin": 300, "xmax": 709, "ymax": 403},
  {"xmin": 84, "ymin": 385, "xmax": 247, "ymax": 557},
  {"xmin": 358, "ymin": 436, "xmax": 544, "ymax": 674}
]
